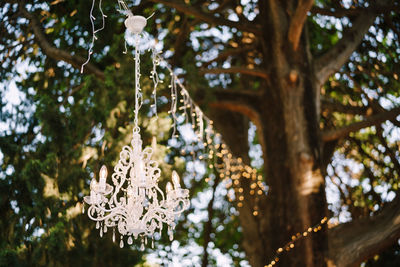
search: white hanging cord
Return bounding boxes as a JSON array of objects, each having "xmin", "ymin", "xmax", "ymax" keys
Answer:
[
  {"xmin": 147, "ymin": 12, "xmax": 155, "ymax": 20},
  {"xmin": 82, "ymin": 0, "xmax": 152, "ymax": 71},
  {"xmin": 77, "ymin": 0, "xmax": 266, "ymax": 212},
  {"xmin": 81, "ymin": 0, "xmax": 133, "ymax": 72},
  {"xmin": 81, "ymin": 0, "xmax": 107, "ymax": 73},
  {"xmin": 117, "ymin": 0, "xmax": 133, "ymax": 16},
  {"xmin": 134, "ymin": 33, "xmax": 142, "ymax": 129},
  {"xmin": 169, "ymin": 73, "xmax": 178, "ymax": 138},
  {"xmin": 151, "ymin": 46, "xmax": 160, "ymax": 118}
]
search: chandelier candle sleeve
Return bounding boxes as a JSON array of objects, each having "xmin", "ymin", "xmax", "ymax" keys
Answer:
[
  {"xmin": 99, "ymin": 165, "xmax": 107, "ymax": 192},
  {"xmin": 172, "ymin": 171, "xmax": 180, "ymax": 189}
]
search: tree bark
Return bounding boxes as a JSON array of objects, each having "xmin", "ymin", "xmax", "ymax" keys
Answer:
[
  {"xmin": 252, "ymin": 1, "xmax": 328, "ymax": 266},
  {"xmin": 212, "ymin": 109, "xmax": 268, "ymax": 267},
  {"xmin": 211, "ymin": 2, "xmax": 329, "ymax": 265},
  {"xmin": 327, "ymin": 195, "xmax": 400, "ymax": 267}
]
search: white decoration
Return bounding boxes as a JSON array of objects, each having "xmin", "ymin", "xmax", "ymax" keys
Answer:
[
  {"xmin": 83, "ymin": 11, "xmax": 189, "ymax": 248},
  {"xmin": 83, "ymin": 128, "xmax": 189, "ymax": 249}
]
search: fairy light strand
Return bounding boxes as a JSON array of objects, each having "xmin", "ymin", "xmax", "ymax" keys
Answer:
[
  {"xmin": 79, "ymin": 4, "xmax": 335, "ymax": 263},
  {"xmin": 80, "ymin": 0, "xmax": 267, "ymax": 216},
  {"xmin": 81, "ymin": 0, "xmax": 107, "ymax": 73},
  {"xmin": 159, "ymin": 59, "xmax": 267, "ymax": 213},
  {"xmin": 264, "ymin": 217, "xmax": 328, "ymax": 267},
  {"xmin": 169, "ymin": 73, "xmax": 178, "ymax": 138},
  {"xmin": 150, "ymin": 47, "xmax": 160, "ymax": 118}
]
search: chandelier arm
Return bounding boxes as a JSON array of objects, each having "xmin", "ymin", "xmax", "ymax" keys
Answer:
[
  {"xmin": 142, "ymin": 208, "xmax": 172, "ymax": 226},
  {"xmin": 91, "ymin": 201, "xmax": 125, "ymax": 214},
  {"xmin": 110, "ymin": 179, "xmax": 127, "ymax": 207},
  {"xmin": 87, "ymin": 205, "xmax": 128, "ymax": 222},
  {"xmin": 88, "ymin": 203, "xmax": 130, "ymax": 220},
  {"xmin": 110, "ymin": 165, "xmax": 130, "ymax": 206},
  {"xmin": 167, "ymin": 203, "xmax": 190, "ymax": 215},
  {"xmin": 154, "ymin": 185, "xmax": 166, "ymax": 203}
]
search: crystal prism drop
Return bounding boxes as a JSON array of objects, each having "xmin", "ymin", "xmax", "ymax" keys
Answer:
[
  {"xmin": 112, "ymin": 231, "xmax": 116, "ymax": 243},
  {"xmin": 100, "ymin": 228, "xmax": 103, "ymax": 237},
  {"xmin": 82, "ymin": 205, "xmax": 85, "ymax": 214},
  {"xmin": 120, "ymin": 239, "xmax": 124, "ymax": 248},
  {"xmin": 140, "ymin": 242, "xmax": 145, "ymax": 251},
  {"xmin": 152, "ymin": 238, "xmax": 154, "ymax": 249},
  {"xmin": 104, "ymin": 225, "xmax": 108, "ymax": 233},
  {"xmin": 145, "ymin": 237, "xmax": 147, "ymax": 245},
  {"xmin": 96, "ymin": 221, "xmax": 100, "ymax": 229},
  {"xmin": 128, "ymin": 236, "xmax": 133, "ymax": 245},
  {"xmin": 169, "ymin": 234, "xmax": 173, "ymax": 241}
]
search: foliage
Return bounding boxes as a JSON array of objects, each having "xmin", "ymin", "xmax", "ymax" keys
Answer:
[{"xmin": 1, "ymin": 0, "xmax": 400, "ymax": 266}]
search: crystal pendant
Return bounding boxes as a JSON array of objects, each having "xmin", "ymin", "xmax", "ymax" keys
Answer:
[
  {"xmin": 140, "ymin": 242, "xmax": 145, "ymax": 251},
  {"xmin": 152, "ymin": 238, "xmax": 154, "ymax": 249},
  {"xmin": 104, "ymin": 225, "xmax": 107, "ymax": 233},
  {"xmin": 120, "ymin": 239, "xmax": 124, "ymax": 248},
  {"xmin": 112, "ymin": 230, "xmax": 116, "ymax": 243},
  {"xmin": 82, "ymin": 205, "xmax": 85, "ymax": 214},
  {"xmin": 169, "ymin": 233, "xmax": 173, "ymax": 241},
  {"xmin": 100, "ymin": 228, "xmax": 103, "ymax": 237},
  {"xmin": 96, "ymin": 221, "xmax": 100, "ymax": 229},
  {"xmin": 128, "ymin": 236, "xmax": 133, "ymax": 245}
]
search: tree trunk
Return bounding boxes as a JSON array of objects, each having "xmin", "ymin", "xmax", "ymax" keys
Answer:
[
  {"xmin": 258, "ymin": 69, "xmax": 328, "ymax": 266},
  {"xmin": 212, "ymin": 109, "xmax": 269, "ymax": 266},
  {"xmin": 211, "ymin": 1, "xmax": 330, "ymax": 266}
]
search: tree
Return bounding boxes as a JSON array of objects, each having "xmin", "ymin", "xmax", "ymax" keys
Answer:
[{"xmin": 1, "ymin": 0, "xmax": 400, "ymax": 266}]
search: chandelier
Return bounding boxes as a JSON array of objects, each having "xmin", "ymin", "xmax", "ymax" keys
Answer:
[{"xmin": 82, "ymin": 13, "xmax": 190, "ymax": 250}]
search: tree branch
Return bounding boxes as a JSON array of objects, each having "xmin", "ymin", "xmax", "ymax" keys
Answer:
[
  {"xmin": 314, "ymin": 10, "xmax": 376, "ymax": 87},
  {"xmin": 149, "ymin": 0, "xmax": 261, "ymax": 35},
  {"xmin": 310, "ymin": 6, "xmax": 361, "ymax": 17},
  {"xmin": 288, "ymin": 0, "xmax": 314, "ymax": 51},
  {"xmin": 322, "ymin": 106, "xmax": 400, "ymax": 142},
  {"xmin": 311, "ymin": 4, "xmax": 400, "ymax": 18},
  {"xmin": 209, "ymin": 0, "xmax": 231, "ymax": 14},
  {"xmin": 327, "ymin": 195, "xmax": 400, "ymax": 266},
  {"xmin": 19, "ymin": 5, "xmax": 105, "ymax": 80},
  {"xmin": 200, "ymin": 67, "xmax": 268, "ymax": 80},
  {"xmin": 321, "ymin": 97, "xmax": 368, "ymax": 115},
  {"xmin": 202, "ymin": 46, "xmax": 255, "ymax": 67}
]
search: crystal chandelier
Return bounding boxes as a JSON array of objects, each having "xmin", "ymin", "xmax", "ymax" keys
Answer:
[{"xmin": 82, "ymin": 14, "xmax": 190, "ymax": 250}]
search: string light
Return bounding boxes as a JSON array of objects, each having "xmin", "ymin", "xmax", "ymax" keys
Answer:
[
  {"xmin": 264, "ymin": 217, "xmax": 328, "ymax": 267},
  {"xmin": 150, "ymin": 46, "xmax": 160, "ymax": 117},
  {"xmin": 79, "ymin": 4, "xmax": 335, "ymax": 266},
  {"xmin": 81, "ymin": 0, "xmax": 268, "ymax": 228},
  {"xmin": 168, "ymin": 73, "xmax": 178, "ymax": 138},
  {"xmin": 81, "ymin": 3, "xmax": 190, "ymax": 249},
  {"xmin": 81, "ymin": 0, "xmax": 107, "ymax": 73}
]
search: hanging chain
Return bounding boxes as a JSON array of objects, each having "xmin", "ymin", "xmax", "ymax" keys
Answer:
[{"xmin": 133, "ymin": 33, "xmax": 142, "ymax": 130}]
